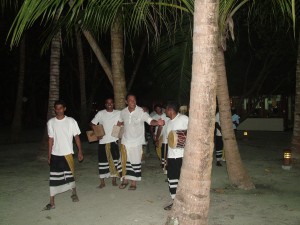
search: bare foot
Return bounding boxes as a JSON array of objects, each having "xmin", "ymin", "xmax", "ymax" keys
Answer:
[
  {"xmin": 112, "ymin": 178, "xmax": 117, "ymax": 186},
  {"xmin": 97, "ymin": 183, "xmax": 105, "ymax": 189}
]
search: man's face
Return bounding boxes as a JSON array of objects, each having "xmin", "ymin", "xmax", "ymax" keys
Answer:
[
  {"xmin": 155, "ymin": 106, "xmax": 162, "ymax": 114},
  {"xmin": 54, "ymin": 104, "xmax": 66, "ymax": 117},
  {"xmin": 105, "ymin": 99, "xmax": 114, "ymax": 110},
  {"xmin": 165, "ymin": 106, "xmax": 172, "ymax": 118},
  {"xmin": 126, "ymin": 95, "xmax": 136, "ymax": 109}
]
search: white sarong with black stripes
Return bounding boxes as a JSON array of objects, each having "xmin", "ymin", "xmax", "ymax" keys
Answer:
[
  {"xmin": 49, "ymin": 155, "xmax": 75, "ymax": 196},
  {"xmin": 118, "ymin": 145, "xmax": 142, "ymax": 181}
]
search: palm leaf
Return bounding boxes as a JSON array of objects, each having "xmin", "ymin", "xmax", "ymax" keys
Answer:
[
  {"xmin": 7, "ymin": 0, "xmax": 194, "ymax": 49},
  {"xmin": 152, "ymin": 21, "xmax": 192, "ymax": 104}
]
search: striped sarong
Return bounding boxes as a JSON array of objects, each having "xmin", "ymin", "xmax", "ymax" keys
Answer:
[
  {"xmin": 117, "ymin": 144, "xmax": 142, "ymax": 181},
  {"xmin": 49, "ymin": 154, "xmax": 75, "ymax": 197},
  {"xmin": 98, "ymin": 142, "xmax": 120, "ymax": 178},
  {"xmin": 167, "ymin": 157, "xmax": 183, "ymax": 199}
]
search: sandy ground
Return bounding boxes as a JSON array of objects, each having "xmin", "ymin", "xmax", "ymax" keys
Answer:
[{"xmin": 0, "ymin": 130, "xmax": 299, "ymax": 225}]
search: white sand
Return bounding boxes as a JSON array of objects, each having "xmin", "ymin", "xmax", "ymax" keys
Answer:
[{"xmin": 0, "ymin": 131, "xmax": 299, "ymax": 225}]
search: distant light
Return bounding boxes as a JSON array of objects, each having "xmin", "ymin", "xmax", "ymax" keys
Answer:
[
  {"xmin": 243, "ymin": 131, "xmax": 248, "ymax": 136},
  {"xmin": 282, "ymin": 149, "xmax": 292, "ymax": 170}
]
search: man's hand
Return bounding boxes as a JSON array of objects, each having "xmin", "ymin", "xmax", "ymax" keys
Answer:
[
  {"xmin": 157, "ymin": 119, "xmax": 165, "ymax": 126},
  {"xmin": 48, "ymin": 155, "xmax": 51, "ymax": 165},
  {"xmin": 78, "ymin": 151, "xmax": 84, "ymax": 162}
]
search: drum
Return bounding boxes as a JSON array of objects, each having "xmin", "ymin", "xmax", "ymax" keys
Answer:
[{"xmin": 168, "ymin": 130, "xmax": 187, "ymax": 149}]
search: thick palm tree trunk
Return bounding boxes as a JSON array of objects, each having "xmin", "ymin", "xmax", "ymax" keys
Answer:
[
  {"xmin": 291, "ymin": 31, "xmax": 300, "ymax": 159},
  {"xmin": 111, "ymin": 13, "xmax": 126, "ymax": 110},
  {"xmin": 166, "ymin": 1, "xmax": 219, "ymax": 224},
  {"xmin": 75, "ymin": 29, "xmax": 88, "ymax": 129},
  {"xmin": 216, "ymin": 48, "xmax": 255, "ymax": 189},
  {"xmin": 11, "ymin": 35, "xmax": 26, "ymax": 142}
]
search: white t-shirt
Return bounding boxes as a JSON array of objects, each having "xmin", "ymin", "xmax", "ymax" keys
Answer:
[
  {"xmin": 166, "ymin": 114, "xmax": 189, "ymax": 158},
  {"xmin": 119, "ymin": 106, "xmax": 153, "ymax": 147},
  {"xmin": 47, "ymin": 116, "xmax": 81, "ymax": 156},
  {"xmin": 91, "ymin": 109, "xmax": 120, "ymax": 144},
  {"xmin": 152, "ymin": 113, "xmax": 170, "ymax": 144}
]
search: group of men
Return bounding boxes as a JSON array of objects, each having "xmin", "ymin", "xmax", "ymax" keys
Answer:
[
  {"xmin": 44, "ymin": 94, "xmax": 188, "ymax": 211},
  {"xmin": 44, "ymin": 95, "xmax": 240, "ymax": 211}
]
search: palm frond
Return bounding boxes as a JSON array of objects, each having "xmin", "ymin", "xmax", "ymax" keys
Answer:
[{"xmin": 152, "ymin": 22, "xmax": 192, "ymax": 104}]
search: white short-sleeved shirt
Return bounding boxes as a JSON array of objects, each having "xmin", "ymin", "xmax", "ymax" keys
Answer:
[
  {"xmin": 152, "ymin": 113, "xmax": 170, "ymax": 144},
  {"xmin": 47, "ymin": 116, "xmax": 81, "ymax": 156},
  {"xmin": 232, "ymin": 114, "xmax": 240, "ymax": 129},
  {"xmin": 119, "ymin": 106, "xmax": 153, "ymax": 147},
  {"xmin": 91, "ymin": 109, "xmax": 120, "ymax": 144},
  {"xmin": 166, "ymin": 114, "xmax": 189, "ymax": 158}
]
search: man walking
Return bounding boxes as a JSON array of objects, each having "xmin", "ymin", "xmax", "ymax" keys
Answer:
[
  {"xmin": 44, "ymin": 100, "xmax": 83, "ymax": 210},
  {"xmin": 118, "ymin": 94, "xmax": 165, "ymax": 190}
]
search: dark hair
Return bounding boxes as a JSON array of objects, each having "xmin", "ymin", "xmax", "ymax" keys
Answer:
[
  {"xmin": 154, "ymin": 104, "xmax": 162, "ymax": 109},
  {"xmin": 166, "ymin": 101, "xmax": 179, "ymax": 113},
  {"xmin": 126, "ymin": 93, "xmax": 136, "ymax": 101},
  {"xmin": 54, "ymin": 100, "xmax": 66, "ymax": 108},
  {"xmin": 105, "ymin": 98, "xmax": 114, "ymax": 103}
]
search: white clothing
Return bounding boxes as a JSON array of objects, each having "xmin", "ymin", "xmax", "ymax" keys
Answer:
[
  {"xmin": 232, "ymin": 114, "xmax": 240, "ymax": 129},
  {"xmin": 166, "ymin": 114, "xmax": 189, "ymax": 159},
  {"xmin": 152, "ymin": 113, "xmax": 170, "ymax": 144},
  {"xmin": 149, "ymin": 111, "xmax": 157, "ymax": 117},
  {"xmin": 119, "ymin": 106, "xmax": 153, "ymax": 148},
  {"xmin": 91, "ymin": 109, "xmax": 120, "ymax": 144},
  {"xmin": 47, "ymin": 116, "xmax": 81, "ymax": 156},
  {"xmin": 215, "ymin": 112, "xmax": 222, "ymax": 136}
]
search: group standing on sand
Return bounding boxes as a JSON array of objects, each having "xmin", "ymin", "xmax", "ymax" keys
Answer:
[{"xmin": 44, "ymin": 95, "xmax": 191, "ymax": 211}]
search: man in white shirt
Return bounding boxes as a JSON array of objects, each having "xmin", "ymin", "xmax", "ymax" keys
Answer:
[
  {"xmin": 117, "ymin": 94, "xmax": 165, "ymax": 190},
  {"xmin": 44, "ymin": 100, "xmax": 83, "ymax": 210},
  {"xmin": 91, "ymin": 98, "xmax": 121, "ymax": 189},
  {"xmin": 164, "ymin": 101, "xmax": 188, "ymax": 210},
  {"xmin": 152, "ymin": 104, "xmax": 170, "ymax": 170}
]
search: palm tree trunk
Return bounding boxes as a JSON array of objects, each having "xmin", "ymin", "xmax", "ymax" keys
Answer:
[
  {"xmin": 166, "ymin": 1, "xmax": 219, "ymax": 224},
  {"xmin": 75, "ymin": 28, "xmax": 88, "ymax": 129},
  {"xmin": 11, "ymin": 35, "xmax": 26, "ymax": 142},
  {"xmin": 82, "ymin": 30, "xmax": 113, "ymax": 85},
  {"xmin": 291, "ymin": 31, "xmax": 300, "ymax": 159},
  {"xmin": 127, "ymin": 35, "xmax": 148, "ymax": 92},
  {"xmin": 38, "ymin": 18, "xmax": 61, "ymax": 160},
  {"xmin": 46, "ymin": 30, "xmax": 61, "ymax": 120},
  {"xmin": 111, "ymin": 13, "xmax": 127, "ymax": 110},
  {"xmin": 216, "ymin": 48, "xmax": 255, "ymax": 189}
]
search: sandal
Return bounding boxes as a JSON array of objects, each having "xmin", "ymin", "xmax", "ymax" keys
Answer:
[
  {"xmin": 119, "ymin": 182, "xmax": 128, "ymax": 189},
  {"xmin": 43, "ymin": 203, "xmax": 55, "ymax": 211},
  {"xmin": 71, "ymin": 194, "xmax": 79, "ymax": 202},
  {"xmin": 164, "ymin": 203, "xmax": 173, "ymax": 211},
  {"xmin": 128, "ymin": 185, "xmax": 136, "ymax": 191}
]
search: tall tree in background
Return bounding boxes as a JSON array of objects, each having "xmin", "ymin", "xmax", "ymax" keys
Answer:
[
  {"xmin": 292, "ymin": 30, "xmax": 300, "ymax": 159},
  {"xmin": 75, "ymin": 27, "xmax": 88, "ymax": 128},
  {"xmin": 216, "ymin": 0, "xmax": 255, "ymax": 189},
  {"xmin": 110, "ymin": 12, "xmax": 126, "ymax": 109},
  {"xmin": 10, "ymin": 35, "xmax": 26, "ymax": 141}
]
